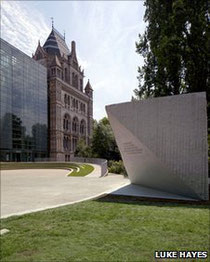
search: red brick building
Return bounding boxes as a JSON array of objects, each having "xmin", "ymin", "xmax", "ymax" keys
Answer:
[{"xmin": 33, "ymin": 26, "xmax": 93, "ymax": 161}]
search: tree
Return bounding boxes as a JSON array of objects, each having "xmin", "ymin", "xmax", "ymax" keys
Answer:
[
  {"xmin": 134, "ymin": 0, "xmax": 209, "ymax": 103},
  {"xmin": 91, "ymin": 117, "xmax": 121, "ymax": 161},
  {"xmin": 75, "ymin": 117, "xmax": 121, "ymax": 161},
  {"xmin": 75, "ymin": 139, "xmax": 92, "ymax": 158}
]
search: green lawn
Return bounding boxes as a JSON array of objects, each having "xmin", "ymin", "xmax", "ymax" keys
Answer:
[
  {"xmin": 0, "ymin": 198, "xmax": 209, "ymax": 262},
  {"xmin": 0, "ymin": 162, "xmax": 94, "ymax": 177},
  {"xmin": 69, "ymin": 163, "xmax": 94, "ymax": 177}
]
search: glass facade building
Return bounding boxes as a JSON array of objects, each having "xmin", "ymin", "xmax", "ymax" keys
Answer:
[{"xmin": 0, "ymin": 38, "xmax": 48, "ymax": 161}]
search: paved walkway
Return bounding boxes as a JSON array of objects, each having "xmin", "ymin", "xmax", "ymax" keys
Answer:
[
  {"xmin": 1, "ymin": 166, "xmax": 129, "ymax": 218},
  {"xmin": 86, "ymin": 164, "xmax": 103, "ymax": 177}
]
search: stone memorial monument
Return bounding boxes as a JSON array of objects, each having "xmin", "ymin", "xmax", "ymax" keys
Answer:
[{"xmin": 106, "ymin": 92, "xmax": 208, "ymax": 200}]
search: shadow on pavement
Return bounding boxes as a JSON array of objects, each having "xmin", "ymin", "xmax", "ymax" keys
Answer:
[{"xmin": 95, "ymin": 193, "xmax": 210, "ymax": 209}]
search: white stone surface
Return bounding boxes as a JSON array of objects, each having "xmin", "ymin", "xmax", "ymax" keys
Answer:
[
  {"xmin": 1, "ymin": 169, "xmax": 129, "ymax": 218},
  {"xmin": 106, "ymin": 92, "xmax": 208, "ymax": 200}
]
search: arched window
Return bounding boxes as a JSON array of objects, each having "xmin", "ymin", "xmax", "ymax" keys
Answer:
[
  {"xmin": 72, "ymin": 137, "xmax": 78, "ymax": 151},
  {"xmin": 63, "ymin": 114, "xmax": 71, "ymax": 132},
  {"xmin": 67, "ymin": 137, "xmax": 71, "ymax": 150},
  {"xmin": 63, "ymin": 136, "xmax": 71, "ymax": 151},
  {"xmin": 73, "ymin": 98, "xmax": 75, "ymax": 108},
  {"xmin": 75, "ymin": 75, "xmax": 78, "ymax": 88},
  {"xmin": 80, "ymin": 120, "xmax": 86, "ymax": 135},
  {"xmin": 66, "ymin": 137, "xmax": 69, "ymax": 149},
  {"xmin": 80, "ymin": 79, "xmax": 83, "ymax": 91},
  {"xmin": 67, "ymin": 96, "xmax": 70, "ymax": 107},
  {"xmin": 72, "ymin": 117, "xmax": 79, "ymax": 133},
  {"xmin": 65, "ymin": 68, "xmax": 67, "ymax": 82},
  {"xmin": 51, "ymin": 68, "xmax": 56, "ymax": 76},
  {"xmin": 72, "ymin": 73, "xmax": 79, "ymax": 88},
  {"xmin": 80, "ymin": 103, "xmax": 86, "ymax": 113},
  {"xmin": 57, "ymin": 69, "xmax": 61, "ymax": 78},
  {"xmin": 64, "ymin": 94, "xmax": 67, "ymax": 107}
]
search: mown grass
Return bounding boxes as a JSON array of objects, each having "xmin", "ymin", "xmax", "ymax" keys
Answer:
[
  {"xmin": 69, "ymin": 164, "xmax": 94, "ymax": 177},
  {"xmin": 0, "ymin": 199, "xmax": 209, "ymax": 262},
  {"xmin": 0, "ymin": 162, "xmax": 94, "ymax": 177}
]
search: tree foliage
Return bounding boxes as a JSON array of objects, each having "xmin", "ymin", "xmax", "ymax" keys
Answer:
[
  {"xmin": 74, "ymin": 139, "xmax": 92, "ymax": 158},
  {"xmin": 75, "ymin": 117, "xmax": 121, "ymax": 161},
  {"xmin": 135, "ymin": 0, "xmax": 209, "ymax": 102},
  {"xmin": 91, "ymin": 117, "xmax": 121, "ymax": 161}
]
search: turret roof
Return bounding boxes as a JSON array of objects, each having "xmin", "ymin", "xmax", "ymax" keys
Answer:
[
  {"xmin": 43, "ymin": 27, "xmax": 70, "ymax": 58},
  {"xmin": 85, "ymin": 79, "xmax": 93, "ymax": 91}
]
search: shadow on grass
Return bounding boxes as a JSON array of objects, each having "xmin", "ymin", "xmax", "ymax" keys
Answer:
[{"xmin": 95, "ymin": 194, "xmax": 210, "ymax": 209}]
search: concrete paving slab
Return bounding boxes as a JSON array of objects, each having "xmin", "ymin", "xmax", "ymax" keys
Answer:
[{"xmin": 1, "ymin": 168, "xmax": 129, "ymax": 218}]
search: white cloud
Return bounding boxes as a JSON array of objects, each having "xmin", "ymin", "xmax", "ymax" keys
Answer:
[
  {"xmin": 1, "ymin": 1, "xmax": 50, "ymax": 56},
  {"xmin": 1, "ymin": 1, "xmax": 146, "ymax": 121}
]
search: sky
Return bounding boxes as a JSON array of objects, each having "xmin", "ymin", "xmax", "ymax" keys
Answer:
[{"xmin": 1, "ymin": 1, "xmax": 146, "ymax": 120}]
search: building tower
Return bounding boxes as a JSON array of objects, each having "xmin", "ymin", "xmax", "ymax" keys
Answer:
[
  {"xmin": 33, "ymin": 27, "xmax": 93, "ymax": 161},
  {"xmin": 85, "ymin": 80, "xmax": 93, "ymax": 145}
]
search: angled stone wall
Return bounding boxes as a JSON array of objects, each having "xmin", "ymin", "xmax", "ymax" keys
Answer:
[{"xmin": 106, "ymin": 92, "xmax": 208, "ymax": 200}]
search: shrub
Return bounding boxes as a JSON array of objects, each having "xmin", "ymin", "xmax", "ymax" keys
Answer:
[{"xmin": 108, "ymin": 160, "xmax": 127, "ymax": 176}]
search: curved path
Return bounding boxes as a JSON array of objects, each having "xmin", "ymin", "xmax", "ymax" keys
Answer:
[
  {"xmin": 85, "ymin": 164, "xmax": 102, "ymax": 177},
  {"xmin": 1, "ymin": 166, "xmax": 129, "ymax": 218}
]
